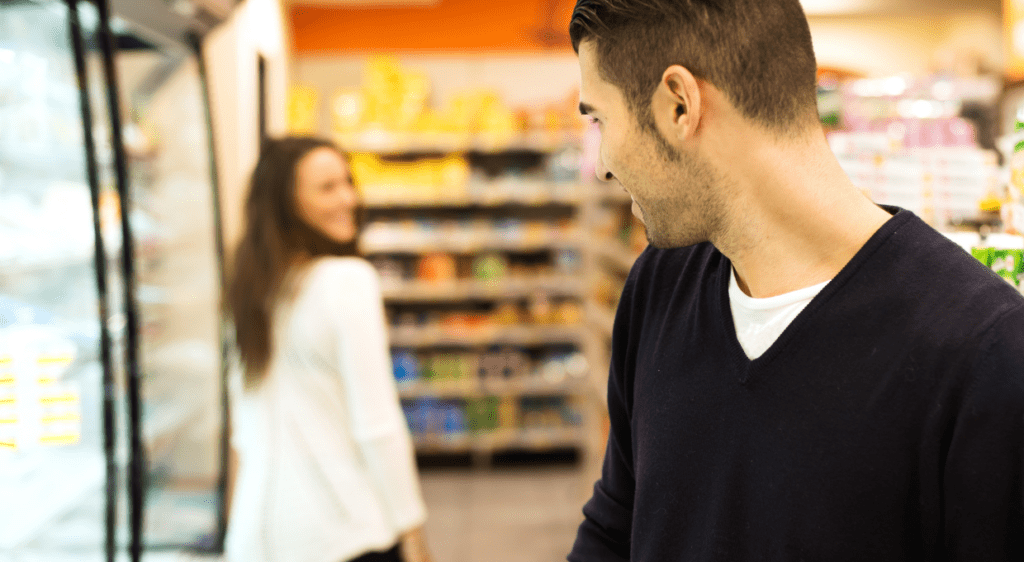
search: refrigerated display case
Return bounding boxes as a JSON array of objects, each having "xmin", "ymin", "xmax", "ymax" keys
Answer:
[
  {"xmin": 114, "ymin": 22, "xmax": 226, "ymax": 556},
  {"xmin": 0, "ymin": 0, "xmax": 228, "ymax": 559},
  {"xmin": 0, "ymin": 2, "xmax": 121, "ymax": 559}
]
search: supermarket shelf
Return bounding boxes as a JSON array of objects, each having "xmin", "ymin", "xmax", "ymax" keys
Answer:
[
  {"xmin": 361, "ymin": 232, "xmax": 586, "ymax": 255},
  {"xmin": 397, "ymin": 377, "xmax": 588, "ymax": 399},
  {"xmin": 586, "ymin": 301, "xmax": 616, "ymax": 339},
  {"xmin": 337, "ymin": 131, "xmax": 583, "ymax": 154},
  {"xmin": 381, "ymin": 276, "xmax": 585, "ymax": 302},
  {"xmin": 389, "ymin": 325, "xmax": 584, "ymax": 348},
  {"xmin": 593, "ymin": 240, "xmax": 639, "ymax": 274},
  {"xmin": 362, "ymin": 190, "xmax": 585, "ymax": 209},
  {"xmin": 412, "ymin": 426, "xmax": 584, "ymax": 453}
]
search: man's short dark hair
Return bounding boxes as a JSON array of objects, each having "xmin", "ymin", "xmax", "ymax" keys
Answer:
[{"xmin": 570, "ymin": 0, "xmax": 819, "ymax": 136}]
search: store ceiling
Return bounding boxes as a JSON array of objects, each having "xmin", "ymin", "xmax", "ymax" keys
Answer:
[
  {"xmin": 286, "ymin": 0, "xmax": 999, "ymax": 16},
  {"xmin": 285, "ymin": 0, "xmax": 440, "ymax": 4},
  {"xmin": 802, "ymin": 0, "xmax": 1000, "ymax": 15}
]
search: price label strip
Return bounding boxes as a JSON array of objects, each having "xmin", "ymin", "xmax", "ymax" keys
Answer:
[
  {"xmin": 0, "ymin": 393, "xmax": 15, "ymax": 450},
  {"xmin": 0, "ymin": 356, "xmax": 15, "ymax": 449},
  {"xmin": 38, "ymin": 383, "xmax": 82, "ymax": 446}
]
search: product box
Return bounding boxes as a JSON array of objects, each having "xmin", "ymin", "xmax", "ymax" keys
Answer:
[{"xmin": 971, "ymin": 246, "xmax": 1024, "ymax": 287}]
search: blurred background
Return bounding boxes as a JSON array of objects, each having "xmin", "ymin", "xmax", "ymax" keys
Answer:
[{"xmin": 3, "ymin": 0, "xmax": 1024, "ymax": 560}]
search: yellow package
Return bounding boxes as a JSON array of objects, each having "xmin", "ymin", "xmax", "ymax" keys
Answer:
[{"xmin": 287, "ymin": 84, "xmax": 320, "ymax": 135}]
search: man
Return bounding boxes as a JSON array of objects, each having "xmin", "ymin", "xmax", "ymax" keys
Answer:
[{"xmin": 567, "ymin": 1, "xmax": 1024, "ymax": 561}]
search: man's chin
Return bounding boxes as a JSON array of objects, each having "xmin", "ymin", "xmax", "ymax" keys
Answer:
[{"xmin": 646, "ymin": 228, "xmax": 706, "ymax": 250}]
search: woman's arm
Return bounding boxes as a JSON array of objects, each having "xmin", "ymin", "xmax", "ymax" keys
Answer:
[
  {"xmin": 320, "ymin": 260, "xmax": 431, "ymax": 546},
  {"xmin": 399, "ymin": 526, "xmax": 434, "ymax": 562}
]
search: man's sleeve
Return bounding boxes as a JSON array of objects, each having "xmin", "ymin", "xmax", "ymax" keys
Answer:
[
  {"xmin": 942, "ymin": 307, "xmax": 1024, "ymax": 560},
  {"xmin": 568, "ymin": 271, "xmax": 641, "ymax": 561}
]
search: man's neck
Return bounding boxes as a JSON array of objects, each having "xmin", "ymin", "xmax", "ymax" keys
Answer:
[{"xmin": 713, "ymin": 134, "xmax": 893, "ymax": 299}]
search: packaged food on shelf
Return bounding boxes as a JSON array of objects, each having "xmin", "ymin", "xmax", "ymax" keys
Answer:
[
  {"xmin": 520, "ymin": 397, "xmax": 581, "ymax": 430},
  {"xmin": 998, "ymin": 114, "xmax": 1024, "ymax": 234},
  {"xmin": 471, "ymin": 253, "xmax": 508, "ymax": 281},
  {"xmin": 497, "ymin": 397, "xmax": 519, "ymax": 429},
  {"xmin": 971, "ymin": 234, "xmax": 1024, "ymax": 288},
  {"xmin": 1003, "ymin": 204, "xmax": 1024, "ymax": 237},
  {"xmin": 287, "ymin": 84, "xmax": 320, "ymax": 135},
  {"xmin": 440, "ymin": 402, "xmax": 468, "ymax": 436},
  {"xmin": 402, "ymin": 398, "xmax": 467, "ymax": 439},
  {"xmin": 829, "ymin": 131, "xmax": 999, "ymax": 227},
  {"xmin": 987, "ymin": 249, "xmax": 1024, "ymax": 286},
  {"xmin": 436, "ymin": 312, "xmax": 487, "ymax": 336},
  {"xmin": 553, "ymin": 301, "xmax": 584, "ymax": 325},
  {"xmin": 331, "ymin": 57, "xmax": 583, "ymax": 152},
  {"xmin": 417, "ymin": 252, "xmax": 458, "ymax": 282},
  {"xmin": 591, "ymin": 274, "xmax": 621, "ymax": 310},
  {"xmin": 392, "ymin": 350, "xmax": 420, "ymax": 384},
  {"xmin": 421, "ymin": 352, "xmax": 477, "ymax": 383},
  {"xmin": 466, "ymin": 397, "xmax": 500, "ymax": 432},
  {"xmin": 401, "ymin": 391, "xmax": 584, "ymax": 445},
  {"xmin": 553, "ymin": 249, "xmax": 581, "ymax": 275},
  {"xmin": 492, "ymin": 302, "xmax": 523, "ymax": 325},
  {"xmin": 538, "ymin": 351, "xmax": 588, "ymax": 384},
  {"xmin": 350, "ymin": 153, "xmax": 472, "ymax": 204},
  {"xmin": 817, "ymin": 73, "xmax": 1004, "ymax": 228},
  {"xmin": 628, "ymin": 215, "xmax": 648, "ymax": 252},
  {"xmin": 836, "ymin": 75, "xmax": 999, "ymax": 133},
  {"xmin": 370, "ymin": 257, "xmax": 406, "ymax": 286},
  {"xmin": 545, "ymin": 145, "xmax": 583, "ymax": 183},
  {"xmin": 476, "ymin": 348, "xmax": 529, "ymax": 381},
  {"xmin": 527, "ymin": 293, "xmax": 555, "ymax": 324}
]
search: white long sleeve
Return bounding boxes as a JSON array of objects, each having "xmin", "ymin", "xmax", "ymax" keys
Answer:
[
  {"xmin": 320, "ymin": 258, "xmax": 428, "ymax": 532},
  {"xmin": 225, "ymin": 257, "xmax": 426, "ymax": 562}
]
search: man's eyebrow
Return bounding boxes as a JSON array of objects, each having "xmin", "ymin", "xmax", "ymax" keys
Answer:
[{"xmin": 579, "ymin": 102, "xmax": 595, "ymax": 116}]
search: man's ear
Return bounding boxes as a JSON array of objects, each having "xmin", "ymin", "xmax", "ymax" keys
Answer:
[{"xmin": 651, "ymin": 65, "xmax": 702, "ymax": 142}]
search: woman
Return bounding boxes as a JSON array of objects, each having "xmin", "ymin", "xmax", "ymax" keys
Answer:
[{"xmin": 225, "ymin": 136, "xmax": 432, "ymax": 562}]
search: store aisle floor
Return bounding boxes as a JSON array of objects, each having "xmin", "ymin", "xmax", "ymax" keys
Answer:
[
  {"xmin": 39, "ymin": 467, "xmax": 589, "ymax": 561},
  {"xmin": 420, "ymin": 467, "xmax": 588, "ymax": 562}
]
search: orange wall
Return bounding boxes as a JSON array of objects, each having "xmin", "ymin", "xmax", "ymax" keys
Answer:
[{"xmin": 289, "ymin": 0, "xmax": 578, "ymax": 54}]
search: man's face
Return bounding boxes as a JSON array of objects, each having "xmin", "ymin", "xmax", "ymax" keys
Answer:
[{"xmin": 578, "ymin": 41, "xmax": 726, "ymax": 249}]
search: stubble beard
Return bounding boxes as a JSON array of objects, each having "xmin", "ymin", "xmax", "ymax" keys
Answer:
[{"xmin": 640, "ymin": 128, "xmax": 724, "ymax": 250}]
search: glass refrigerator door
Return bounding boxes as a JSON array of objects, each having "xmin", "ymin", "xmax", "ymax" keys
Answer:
[
  {"xmin": 113, "ymin": 25, "xmax": 225, "ymax": 551},
  {"xmin": 0, "ymin": 0, "xmax": 121, "ymax": 559}
]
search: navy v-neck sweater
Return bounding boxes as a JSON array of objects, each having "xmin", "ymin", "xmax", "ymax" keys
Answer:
[{"xmin": 569, "ymin": 209, "xmax": 1024, "ymax": 561}]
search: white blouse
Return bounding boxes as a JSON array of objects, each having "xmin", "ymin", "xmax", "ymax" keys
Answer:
[{"xmin": 225, "ymin": 257, "xmax": 427, "ymax": 562}]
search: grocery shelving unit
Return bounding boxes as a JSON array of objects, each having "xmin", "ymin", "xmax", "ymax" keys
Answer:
[
  {"xmin": 347, "ymin": 131, "xmax": 607, "ymax": 467},
  {"xmin": 381, "ymin": 276, "xmax": 585, "ymax": 302},
  {"xmin": 584, "ymin": 182, "xmax": 647, "ymax": 401}
]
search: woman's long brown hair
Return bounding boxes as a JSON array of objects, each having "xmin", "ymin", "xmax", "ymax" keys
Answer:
[{"xmin": 229, "ymin": 136, "xmax": 362, "ymax": 387}]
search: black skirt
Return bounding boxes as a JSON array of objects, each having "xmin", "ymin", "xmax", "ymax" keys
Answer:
[{"xmin": 347, "ymin": 543, "xmax": 402, "ymax": 562}]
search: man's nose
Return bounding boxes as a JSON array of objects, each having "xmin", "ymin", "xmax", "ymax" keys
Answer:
[{"xmin": 595, "ymin": 156, "xmax": 614, "ymax": 183}]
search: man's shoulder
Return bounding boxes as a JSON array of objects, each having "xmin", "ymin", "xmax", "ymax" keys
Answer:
[
  {"xmin": 886, "ymin": 219, "xmax": 1024, "ymax": 314},
  {"xmin": 859, "ymin": 217, "xmax": 1024, "ymax": 365}
]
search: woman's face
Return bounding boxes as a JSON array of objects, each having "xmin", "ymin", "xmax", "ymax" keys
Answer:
[{"xmin": 293, "ymin": 147, "xmax": 359, "ymax": 244}]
